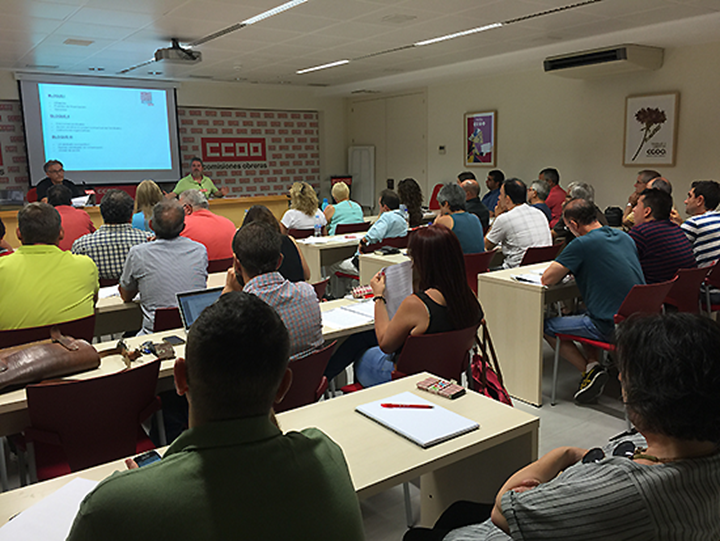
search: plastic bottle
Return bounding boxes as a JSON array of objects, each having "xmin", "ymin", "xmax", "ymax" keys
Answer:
[
  {"xmin": 321, "ymin": 197, "xmax": 329, "ymax": 211},
  {"xmin": 399, "ymin": 203, "xmax": 409, "ymax": 224},
  {"xmin": 314, "ymin": 214, "xmax": 322, "ymax": 237}
]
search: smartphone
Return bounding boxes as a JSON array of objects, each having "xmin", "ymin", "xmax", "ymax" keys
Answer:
[
  {"xmin": 134, "ymin": 450, "xmax": 162, "ymax": 467},
  {"xmin": 163, "ymin": 335, "xmax": 186, "ymax": 345}
]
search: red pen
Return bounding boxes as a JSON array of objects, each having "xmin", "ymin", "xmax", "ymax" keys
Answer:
[{"xmin": 381, "ymin": 403, "xmax": 433, "ymax": 409}]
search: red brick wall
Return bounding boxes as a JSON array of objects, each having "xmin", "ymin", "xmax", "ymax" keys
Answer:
[
  {"xmin": 0, "ymin": 101, "xmax": 30, "ymax": 193},
  {"xmin": 178, "ymin": 106, "xmax": 320, "ymax": 197}
]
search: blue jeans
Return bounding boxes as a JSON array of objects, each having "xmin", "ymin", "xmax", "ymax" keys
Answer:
[
  {"xmin": 354, "ymin": 347, "xmax": 395, "ymax": 387},
  {"xmin": 544, "ymin": 314, "xmax": 610, "ymax": 342},
  {"xmin": 323, "ymin": 330, "xmax": 394, "ymax": 387}
]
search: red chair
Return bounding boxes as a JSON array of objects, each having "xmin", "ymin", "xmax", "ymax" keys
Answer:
[
  {"xmin": 520, "ymin": 244, "xmax": 562, "ymax": 266},
  {"xmin": 99, "ymin": 278, "xmax": 119, "ymax": 288},
  {"xmin": 207, "ymin": 257, "xmax": 233, "ymax": 274},
  {"xmin": 335, "ymin": 222, "xmax": 371, "ymax": 235},
  {"xmin": 312, "ymin": 278, "xmax": 329, "ymax": 301},
  {"xmin": 551, "ymin": 278, "xmax": 677, "ymax": 405},
  {"xmin": 0, "ymin": 315, "xmax": 96, "ymax": 349},
  {"xmin": 464, "ymin": 251, "xmax": 495, "ymax": 295},
  {"xmin": 428, "ymin": 184, "xmax": 443, "ymax": 211},
  {"xmin": 24, "ymin": 360, "xmax": 161, "ymax": 481},
  {"xmin": 664, "ymin": 266, "xmax": 710, "ymax": 313},
  {"xmin": 153, "ymin": 307, "xmax": 183, "ymax": 332},
  {"xmin": 274, "ymin": 342, "xmax": 336, "ymax": 413},
  {"xmin": 26, "ymin": 187, "xmax": 38, "ymax": 203},
  {"xmin": 703, "ymin": 263, "xmax": 720, "ymax": 314},
  {"xmin": 288, "ymin": 228, "xmax": 314, "ymax": 239}
]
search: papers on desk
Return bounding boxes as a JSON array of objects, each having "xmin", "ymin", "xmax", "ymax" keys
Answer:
[
  {"xmin": 511, "ymin": 264, "xmax": 550, "ymax": 286},
  {"xmin": 98, "ymin": 285, "xmax": 120, "ymax": 299},
  {"xmin": 322, "ymin": 300, "xmax": 375, "ymax": 329},
  {"xmin": 298, "ymin": 236, "xmax": 330, "ymax": 244},
  {"xmin": 384, "ymin": 260, "xmax": 412, "ymax": 319},
  {"xmin": 0, "ymin": 477, "xmax": 98, "ymax": 540},
  {"xmin": 356, "ymin": 391, "xmax": 479, "ymax": 448}
]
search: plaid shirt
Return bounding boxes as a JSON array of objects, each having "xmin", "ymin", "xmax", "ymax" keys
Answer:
[
  {"xmin": 244, "ymin": 272, "xmax": 323, "ymax": 360},
  {"xmin": 72, "ymin": 224, "xmax": 149, "ymax": 280}
]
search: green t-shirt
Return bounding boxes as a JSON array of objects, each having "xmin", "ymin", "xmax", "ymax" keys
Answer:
[{"xmin": 173, "ymin": 174, "xmax": 219, "ymax": 196}]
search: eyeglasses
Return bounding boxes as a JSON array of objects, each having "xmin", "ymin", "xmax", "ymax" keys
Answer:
[
  {"xmin": 582, "ymin": 441, "xmax": 636, "ymax": 464},
  {"xmin": 48, "ymin": 168, "xmax": 64, "ymax": 174}
]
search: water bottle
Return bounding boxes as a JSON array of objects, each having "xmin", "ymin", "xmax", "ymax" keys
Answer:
[
  {"xmin": 400, "ymin": 203, "xmax": 409, "ymax": 224},
  {"xmin": 321, "ymin": 197, "xmax": 329, "ymax": 211},
  {"xmin": 314, "ymin": 214, "xmax": 322, "ymax": 237}
]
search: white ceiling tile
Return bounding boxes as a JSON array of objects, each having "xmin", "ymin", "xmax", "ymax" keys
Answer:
[{"xmin": 68, "ymin": 6, "xmax": 157, "ymax": 29}]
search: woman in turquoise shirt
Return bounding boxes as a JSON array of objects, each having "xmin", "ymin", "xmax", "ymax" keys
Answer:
[{"xmin": 324, "ymin": 181, "xmax": 364, "ymax": 235}]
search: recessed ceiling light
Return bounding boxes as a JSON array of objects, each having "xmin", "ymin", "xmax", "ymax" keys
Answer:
[
  {"xmin": 296, "ymin": 59, "xmax": 350, "ymax": 74},
  {"xmin": 88, "ymin": 67, "xmax": 105, "ymax": 71},
  {"xmin": 64, "ymin": 38, "xmax": 94, "ymax": 47},
  {"xmin": 25, "ymin": 64, "xmax": 59, "ymax": 69},
  {"xmin": 148, "ymin": 70, "xmax": 162, "ymax": 75}
]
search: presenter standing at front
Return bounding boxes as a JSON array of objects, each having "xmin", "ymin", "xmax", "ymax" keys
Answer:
[{"xmin": 169, "ymin": 157, "xmax": 229, "ymax": 198}]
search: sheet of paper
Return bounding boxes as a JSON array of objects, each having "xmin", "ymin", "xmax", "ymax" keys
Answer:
[
  {"xmin": 0, "ymin": 477, "xmax": 98, "ymax": 541},
  {"xmin": 321, "ymin": 307, "xmax": 373, "ymax": 329},
  {"xmin": 384, "ymin": 260, "xmax": 413, "ymax": 319},
  {"xmin": 298, "ymin": 236, "xmax": 329, "ymax": 245},
  {"xmin": 511, "ymin": 273, "xmax": 544, "ymax": 285},
  {"xmin": 340, "ymin": 300, "xmax": 375, "ymax": 319},
  {"xmin": 98, "ymin": 285, "xmax": 120, "ymax": 299}
]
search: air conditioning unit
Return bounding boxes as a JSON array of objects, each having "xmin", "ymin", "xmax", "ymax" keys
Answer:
[{"xmin": 544, "ymin": 45, "xmax": 663, "ymax": 79}]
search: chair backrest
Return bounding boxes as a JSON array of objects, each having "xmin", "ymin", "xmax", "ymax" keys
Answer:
[
  {"xmin": 361, "ymin": 235, "xmax": 409, "ymax": 253},
  {"xmin": 464, "ymin": 251, "xmax": 495, "ymax": 295},
  {"xmin": 393, "ymin": 325, "xmax": 479, "ymax": 382},
  {"xmin": 520, "ymin": 244, "xmax": 562, "ymax": 266},
  {"xmin": 99, "ymin": 278, "xmax": 119, "ymax": 288},
  {"xmin": 26, "ymin": 360, "xmax": 161, "ymax": 474},
  {"xmin": 664, "ymin": 266, "xmax": 710, "ymax": 313},
  {"xmin": 335, "ymin": 222, "xmax": 371, "ymax": 235},
  {"xmin": 26, "ymin": 187, "xmax": 38, "ymax": 203},
  {"xmin": 428, "ymin": 183, "xmax": 443, "ymax": 211},
  {"xmin": 705, "ymin": 262, "xmax": 720, "ymax": 289},
  {"xmin": 615, "ymin": 277, "xmax": 677, "ymax": 323},
  {"xmin": 207, "ymin": 257, "xmax": 234, "ymax": 274},
  {"xmin": 311, "ymin": 278, "xmax": 329, "ymax": 301},
  {"xmin": 288, "ymin": 228, "xmax": 314, "ymax": 239},
  {"xmin": 274, "ymin": 341, "xmax": 336, "ymax": 413},
  {"xmin": 0, "ymin": 314, "xmax": 96, "ymax": 349},
  {"xmin": 153, "ymin": 307, "xmax": 183, "ymax": 332}
]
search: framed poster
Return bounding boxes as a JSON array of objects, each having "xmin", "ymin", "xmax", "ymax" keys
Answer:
[
  {"xmin": 464, "ymin": 110, "xmax": 496, "ymax": 167},
  {"xmin": 623, "ymin": 92, "xmax": 679, "ymax": 166}
]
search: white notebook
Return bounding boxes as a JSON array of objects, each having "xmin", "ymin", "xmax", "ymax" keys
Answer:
[{"xmin": 356, "ymin": 391, "xmax": 479, "ymax": 448}]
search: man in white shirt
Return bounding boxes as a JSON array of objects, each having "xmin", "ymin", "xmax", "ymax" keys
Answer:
[{"xmin": 485, "ymin": 178, "xmax": 552, "ymax": 268}]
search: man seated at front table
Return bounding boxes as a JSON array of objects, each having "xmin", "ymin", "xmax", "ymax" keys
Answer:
[
  {"xmin": 178, "ymin": 189, "xmax": 236, "ymax": 262},
  {"xmin": 35, "ymin": 159, "xmax": 83, "ymax": 202},
  {"xmin": 66, "ymin": 291, "xmax": 365, "ymax": 541},
  {"xmin": 47, "ymin": 184, "xmax": 95, "ymax": 251},
  {"xmin": 542, "ymin": 199, "xmax": 644, "ymax": 403},
  {"xmin": 484, "ymin": 178, "xmax": 552, "ymax": 268},
  {"xmin": 629, "ymin": 188, "xmax": 696, "ymax": 284},
  {"xmin": 224, "ymin": 221, "xmax": 323, "ymax": 360},
  {"xmin": 0, "ymin": 202, "xmax": 98, "ymax": 330},
  {"xmin": 120, "ymin": 200, "xmax": 208, "ymax": 335},
  {"xmin": 170, "ymin": 157, "xmax": 229, "ymax": 199},
  {"xmin": 72, "ymin": 189, "xmax": 149, "ymax": 281}
]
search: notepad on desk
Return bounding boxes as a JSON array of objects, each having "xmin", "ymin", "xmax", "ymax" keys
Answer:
[
  {"xmin": 356, "ymin": 391, "xmax": 479, "ymax": 448},
  {"xmin": 321, "ymin": 301, "xmax": 375, "ymax": 329}
]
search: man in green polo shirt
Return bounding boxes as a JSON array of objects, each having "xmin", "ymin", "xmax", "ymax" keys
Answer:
[
  {"xmin": 171, "ymin": 156, "xmax": 229, "ymax": 198},
  {"xmin": 0, "ymin": 202, "xmax": 98, "ymax": 330},
  {"xmin": 67, "ymin": 291, "xmax": 365, "ymax": 541}
]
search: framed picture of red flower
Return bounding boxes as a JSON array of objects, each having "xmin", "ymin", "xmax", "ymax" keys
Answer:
[
  {"xmin": 464, "ymin": 111, "xmax": 496, "ymax": 167},
  {"xmin": 623, "ymin": 92, "xmax": 679, "ymax": 166}
]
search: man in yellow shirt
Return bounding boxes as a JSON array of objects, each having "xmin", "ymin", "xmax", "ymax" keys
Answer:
[
  {"xmin": 170, "ymin": 157, "xmax": 229, "ymax": 198},
  {"xmin": 0, "ymin": 203, "xmax": 98, "ymax": 330}
]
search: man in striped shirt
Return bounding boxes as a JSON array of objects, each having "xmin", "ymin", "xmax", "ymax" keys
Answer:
[
  {"xmin": 681, "ymin": 180, "xmax": 720, "ymax": 267},
  {"xmin": 629, "ymin": 188, "xmax": 696, "ymax": 284}
]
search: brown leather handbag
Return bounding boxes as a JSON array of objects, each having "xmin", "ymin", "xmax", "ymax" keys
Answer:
[{"xmin": 0, "ymin": 328, "xmax": 101, "ymax": 393}]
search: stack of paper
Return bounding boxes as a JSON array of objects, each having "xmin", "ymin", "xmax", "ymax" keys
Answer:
[{"xmin": 321, "ymin": 300, "xmax": 375, "ymax": 329}]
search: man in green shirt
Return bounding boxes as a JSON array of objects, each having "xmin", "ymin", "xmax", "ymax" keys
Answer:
[
  {"xmin": 67, "ymin": 291, "xmax": 365, "ymax": 541},
  {"xmin": 171, "ymin": 156, "xmax": 229, "ymax": 198}
]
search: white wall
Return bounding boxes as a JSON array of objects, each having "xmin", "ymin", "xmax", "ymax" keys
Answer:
[{"xmin": 426, "ymin": 40, "xmax": 720, "ymax": 216}]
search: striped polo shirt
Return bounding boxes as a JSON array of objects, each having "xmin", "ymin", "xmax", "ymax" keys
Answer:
[
  {"xmin": 629, "ymin": 219, "xmax": 696, "ymax": 284},
  {"xmin": 681, "ymin": 210, "xmax": 720, "ymax": 267}
]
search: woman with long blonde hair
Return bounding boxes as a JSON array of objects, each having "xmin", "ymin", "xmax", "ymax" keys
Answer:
[
  {"xmin": 280, "ymin": 182, "xmax": 327, "ymax": 235},
  {"xmin": 132, "ymin": 180, "xmax": 164, "ymax": 232}
]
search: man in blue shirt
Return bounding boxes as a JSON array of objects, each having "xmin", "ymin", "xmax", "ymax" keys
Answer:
[
  {"xmin": 542, "ymin": 199, "xmax": 644, "ymax": 403},
  {"xmin": 481, "ymin": 169, "xmax": 505, "ymax": 217}
]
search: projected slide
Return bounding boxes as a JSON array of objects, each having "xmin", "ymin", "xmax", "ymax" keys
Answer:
[{"xmin": 38, "ymin": 83, "xmax": 172, "ymax": 171}]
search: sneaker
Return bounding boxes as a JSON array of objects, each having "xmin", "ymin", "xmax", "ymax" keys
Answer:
[{"xmin": 574, "ymin": 366, "xmax": 609, "ymax": 404}]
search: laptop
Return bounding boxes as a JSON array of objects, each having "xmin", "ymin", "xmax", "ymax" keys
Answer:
[{"xmin": 176, "ymin": 287, "xmax": 224, "ymax": 331}]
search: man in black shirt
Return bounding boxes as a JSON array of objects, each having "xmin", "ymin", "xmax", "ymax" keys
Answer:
[
  {"xmin": 36, "ymin": 160, "xmax": 81, "ymax": 202},
  {"xmin": 459, "ymin": 176, "xmax": 490, "ymax": 233}
]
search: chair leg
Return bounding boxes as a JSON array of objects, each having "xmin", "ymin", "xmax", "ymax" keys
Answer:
[
  {"xmin": 0, "ymin": 438, "xmax": 8, "ymax": 492},
  {"xmin": 18, "ymin": 446, "xmax": 27, "ymax": 487},
  {"xmin": 27, "ymin": 442, "xmax": 38, "ymax": 484},
  {"xmin": 403, "ymin": 481, "xmax": 413, "ymax": 527},
  {"xmin": 328, "ymin": 379, "xmax": 337, "ymax": 398},
  {"xmin": 155, "ymin": 410, "xmax": 167, "ymax": 447},
  {"xmin": 552, "ymin": 339, "xmax": 561, "ymax": 406}
]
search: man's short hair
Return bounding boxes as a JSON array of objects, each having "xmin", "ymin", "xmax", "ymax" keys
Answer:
[
  {"xmin": 502, "ymin": 178, "xmax": 527, "ymax": 205},
  {"xmin": 190, "ymin": 157, "xmax": 203, "ymax": 166},
  {"xmin": 179, "ymin": 189, "xmax": 209, "ymax": 210},
  {"xmin": 437, "ymin": 183, "xmax": 466, "ymax": 212},
  {"xmin": 639, "ymin": 188, "xmax": 672, "ymax": 221},
  {"xmin": 530, "ymin": 180, "xmax": 550, "ymax": 201},
  {"xmin": 461, "ymin": 179, "xmax": 480, "ymax": 198},
  {"xmin": 17, "ymin": 202, "xmax": 61, "ymax": 245},
  {"xmin": 151, "ymin": 200, "xmax": 185, "ymax": 239},
  {"xmin": 233, "ymin": 222, "xmax": 282, "ymax": 277},
  {"xmin": 563, "ymin": 198, "xmax": 597, "ymax": 226},
  {"xmin": 185, "ymin": 291, "xmax": 290, "ymax": 420},
  {"xmin": 43, "ymin": 159, "xmax": 62, "ymax": 174},
  {"xmin": 567, "ymin": 181, "xmax": 595, "ymax": 204},
  {"xmin": 100, "ymin": 189, "xmax": 134, "ymax": 224},
  {"xmin": 488, "ymin": 170, "xmax": 505, "ymax": 185},
  {"xmin": 539, "ymin": 168, "xmax": 560, "ymax": 186},
  {"xmin": 691, "ymin": 180, "xmax": 720, "ymax": 211},
  {"xmin": 47, "ymin": 184, "xmax": 72, "ymax": 207},
  {"xmin": 638, "ymin": 169, "xmax": 661, "ymax": 184},
  {"xmin": 379, "ymin": 189, "xmax": 400, "ymax": 210},
  {"xmin": 648, "ymin": 177, "xmax": 672, "ymax": 194},
  {"xmin": 457, "ymin": 171, "xmax": 476, "ymax": 182},
  {"xmin": 616, "ymin": 313, "xmax": 720, "ymax": 443}
]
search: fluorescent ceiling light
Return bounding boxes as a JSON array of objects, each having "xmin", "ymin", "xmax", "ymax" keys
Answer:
[
  {"xmin": 242, "ymin": 0, "xmax": 308, "ymax": 26},
  {"xmin": 414, "ymin": 23, "xmax": 503, "ymax": 47},
  {"xmin": 296, "ymin": 59, "xmax": 350, "ymax": 74}
]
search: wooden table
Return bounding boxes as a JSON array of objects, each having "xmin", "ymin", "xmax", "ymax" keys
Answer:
[
  {"xmin": 295, "ymin": 234, "xmax": 363, "ymax": 283},
  {"xmin": 358, "ymin": 250, "xmax": 410, "ymax": 284},
  {"xmin": 0, "ymin": 373, "xmax": 538, "ymax": 528},
  {"xmin": 477, "ymin": 263, "xmax": 580, "ymax": 406}
]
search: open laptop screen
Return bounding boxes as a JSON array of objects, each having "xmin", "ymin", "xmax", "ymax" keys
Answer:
[{"xmin": 176, "ymin": 287, "xmax": 224, "ymax": 331}]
